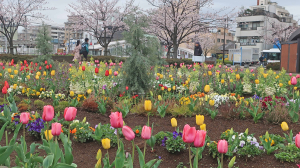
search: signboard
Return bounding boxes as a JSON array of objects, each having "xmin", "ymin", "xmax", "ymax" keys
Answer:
[{"xmin": 192, "ymin": 56, "xmax": 205, "ymax": 62}]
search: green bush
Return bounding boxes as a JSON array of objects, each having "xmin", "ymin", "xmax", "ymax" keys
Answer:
[
  {"xmin": 54, "ymin": 101, "xmax": 69, "ymax": 113},
  {"xmin": 0, "ymin": 54, "xmax": 35, "ymax": 62},
  {"xmin": 34, "ymin": 100, "xmax": 45, "ymax": 110},
  {"xmin": 217, "ymin": 59, "xmax": 233, "ymax": 65},
  {"xmin": 165, "ymin": 59, "xmax": 194, "ymax": 67},
  {"xmin": 13, "ymin": 96, "xmax": 21, "ymax": 103},
  {"xmin": 154, "ymin": 131, "xmax": 172, "ymax": 145},
  {"xmin": 266, "ymin": 62, "xmax": 280, "ymax": 70}
]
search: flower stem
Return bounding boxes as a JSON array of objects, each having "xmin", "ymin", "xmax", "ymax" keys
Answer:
[
  {"xmin": 5, "ymin": 130, "xmax": 8, "ymax": 146},
  {"xmin": 195, "ymin": 148, "xmax": 199, "ymax": 168},
  {"xmin": 47, "ymin": 122, "xmax": 49, "ymax": 142},
  {"xmin": 144, "ymin": 140, "xmax": 147, "ymax": 159},
  {"xmin": 23, "ymin": 125, "xmax": 26, "ymax": 150},
  {"xmin": 221, "ymin": 153, "xmax": 224, "ymax": 168},
  {"xmin": 68, "ymin": 122, "xmax": 71, "ymax": 143},
  {"xmin": 117, "ymin": 129, "xmax": 120, "ymax": 148},
  {"xmin": 147, "ymin": 114, "xmax": 149, "ymax": 126},
  {"xmin": 188, "ymin": 143, "xmax": 192, "ymax": 168},
  {"xmin": 132, "ymin": 140, "xmax": 135, "ymax": 163},
  {"xmin": 107, "ymin": 149, "xmax": 109, "ymax": 164}
]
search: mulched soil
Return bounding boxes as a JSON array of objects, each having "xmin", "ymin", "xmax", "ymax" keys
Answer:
[{"xmin": 1, "ymin": 96, "xmax": 300, "ymax": 168}]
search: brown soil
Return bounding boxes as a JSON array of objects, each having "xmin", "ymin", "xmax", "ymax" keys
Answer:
[{"xmin": 1, "ymin": 97, "xmax": 300, "ymax": 168}]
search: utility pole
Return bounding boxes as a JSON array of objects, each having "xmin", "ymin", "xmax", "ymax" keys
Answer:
[
  {"xmin": 223, "ymin": 16, "xmax": 228, "ymax": 64},
  {"xmin": 4, "ymin": 35, "xmax": 7, "ymax": 53}
]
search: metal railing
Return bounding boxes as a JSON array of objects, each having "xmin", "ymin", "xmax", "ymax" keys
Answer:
[{"xmin": 240, "ymin": 42, "xmax": 257, "ymax": 46}]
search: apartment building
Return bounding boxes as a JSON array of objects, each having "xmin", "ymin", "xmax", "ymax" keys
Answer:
[{"xmin": 235, "ymin": 0, "xmax": 297, "ymax": 53}]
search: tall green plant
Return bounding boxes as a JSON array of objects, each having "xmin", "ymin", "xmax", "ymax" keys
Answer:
[{"xmin": 36, "ymin": 22, "xmax": 53, "ymax": 55}]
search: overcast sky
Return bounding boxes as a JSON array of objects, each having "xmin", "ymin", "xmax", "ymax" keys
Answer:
[{"xmin": 35, "ymin": 0, "xmax": 300, "ymax": 26}]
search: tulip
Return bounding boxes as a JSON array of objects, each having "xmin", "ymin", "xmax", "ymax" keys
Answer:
[
  {"xmin": 196, "ymin": 115, "xmax": 204, "ymax": 126},
  {"xmin": 51, "ymin": 70, "xmax": 55, "ymax": 76},
  {"xmin": 217, "ymin": 140, "xmax": 228, "ymax": 154},
  {"xmin": 141, "ymin": 126, "xmax": 152, "ymax": 140},
  {"xmin": 295, "ymin": 133, "xmax": 300, "ymax": 148},
  {"xmin": 70, "ymin": 91, "xmax": 75, "ymax": 97},
  {"xmin": 279, "ymin": 83, "xmax": 283, "ymax": 87},
  {"xmin": 42, "ymin": 105, "xmax": 54, "ymax": 122},
  {"xmin": 281, "ymin": 122, "xmax": 289, "ymax": 131},
  {"xmin": 125, "ymin": 86, "xmax": 128, "ymax": 90},
  {"xmin": 96, "ymin": 149, "xmax": 102, "ymax": 160},
  {"xmin": 289, "ymin": 73, "xmax": 292, "ymax": 76},
  {"xmin": 122, "ymin": 126, "xmax": 135, "ymax": 141},
  {"xmin": 20, "ymin": 112, "xmax": 30, "ymax": 124},
  {"xmin": 183, "ymin": 124, "xmax": 196, "ymax": 143},
  {"xmin": 204, "ymin": 85, "xmax": 210, "ymax": 93},
  {"xmin": 51, "ymin": 123, "xmax": 62, "ymax": 136},
  {"xmin": 297, "ymin": 74, "xmax": 300, "ymax": 79},
  {"xmin": 4, "ymin": 81, "xmax": 9, "ymax": 88},
  {"xmin": 13, "ymin": 84, "xmax": 17, "ymax": 90},
  {"xmin": 144, "ymin": 100, "xmax": 152, "ymax": 111},
  {"xmin": 95, "ymin": 67, "xmax": 99, "ymax": 74},
  {"xmin": 173, "ymin": 86, "xmax": 176, "ymax": 90},
  {"xmin": 87, "ymin": 89, "xmax": 92, "ymax": 94},
  {"xmin": 194, "ymin": 130, "xmax": 206, "ymax": 147},
  {"xmin": 82, "ymin": 66, "xmax": 85, "ymax": 71},
  {"xmin": 295, "ymin": 87, "xmax": 298, "ymax": 90},
  {"xmin": 44, "ymin": 130, "xmax": 53, "ymax": 140},
  {"xmin": 221, "ymin": 79, "xmax": 225, "ymax": 84},
  {"xmin": 64, "ymin": 107, "xmax": 77, "ymax": 121},
  {"xmin": 158, "ymin": 95, "xmax": 162, "ymax": 101},
  {"xmin": 109, "ymin": 112, "xmax": 123, "ymax": 128},
  {"xmin": 209, "ymin": 100, "xmax": 215, "ymax": 106},
  {"xmin": 200, "ymin": 124, "xmax": 206, "ymax": 131},
  {"xmin": 208, "ymin": 71, "xmax": 212, "ymax": 76},
  {"xmin": 7, "ymin": 68, "xmax": 12, "ymax": 73},
  {"xmin": 109, "ymin": 69, "xmax": 112, "ymax": 75},
  {"xmin": 219, "ymin": 65, "xmax": 222, "ymax": 68},
  {"xmin": 255, "ymin": 79, "xmax": 259, "ymax": 84},
  {"xmin": 236, "ymin": 74, "xmax": 240, "ymax": 80},
  {"xmin": 101, "ymin": 138, "xmax": 110, "ymax": 149},
  {"xmin": 105, "ymin": 70, "xmax": 109, "ymax": 76},
  {"xmin": 171, "ymin": 118, "xmax": 177, "ymax": 127},
  {"xmin": 2, "ymin": 86, "xmax": 7, "ymax": 94},
  {"xmin": 291, "ymin": 77, "xmax": 297, "ymax": 85},
  {"xmin": 14, "ymin": 70, "xmax": 18, "ymax": 75},
  {"xmin": 114, "ymin": 71, "xmax": 118, "ymax": 76}
]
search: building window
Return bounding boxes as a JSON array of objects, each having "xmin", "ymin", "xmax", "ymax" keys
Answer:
[
  {"xmin": 217, "ymin": 39, "xmax": 220, "ymax": 42},
  {"xmin": 252, "ymin": 22, "xmax": 260, "ymax": 30},
  {"xmin": 221, "ymin": 39, "xmax": 224, "ymax": 43},
  {"xmin": 226, "ymin": 40, "xmax": 230, "ymax": 43}
]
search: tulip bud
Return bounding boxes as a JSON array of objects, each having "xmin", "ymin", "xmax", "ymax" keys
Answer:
[
  {"xmin": 171, "ymin": 118, "xmax": 177, "ymax": 127},
  {"xmin": 101, "ymin": 138, "xmax": 111, "ymax": 149},
  {"xmin": 96, "ymin": 149, "xmax": 102, "ymax": 160},
  {"xmin": 82, "ymin": 117, "xmax": 86, "ymax": 123},
  {"xmin": 245, "ymin": 128, "xmax": 249, "ymax": 136},
  {"xmin": 281, "ymin": 122, "xmax": 289, "ymax": 131},
  {"xmin": 200, "ymin": 124, "xmax": 206, "ymax": 131},
  {"xmin": 158, "ymin": 95, "xmax": 162, "ymax": 101},
  {"xmin": 230, "ymin": 128, "xmax": 234, "ymax": 135},
  {"xmin": 265, "ymin": 131, "xmax": 269, "ymax": 139},
  {"xmin": 228, "ymin": 156, "xmax": 236, "ymax": 168}
]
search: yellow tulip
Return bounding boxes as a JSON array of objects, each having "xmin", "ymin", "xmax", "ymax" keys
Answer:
[
  {"xmin": 44, "ymin": 130, "xmax": 53, "ymax": 140},
  {"xmin": 10, "ymin": 75, "xmax": 14, "ymax": 78},
  {"xmin": 209, "ymin": 100, "xmax": 215, "ymax": 106},
  {"xmin": 160, "ymin": 74, "xmax": 163, "ymax": 79},
  {"xmin": 279, "ymin": 83, "xmax": 283, "ymax": 87},
  {"xmin": 252, "ymin": 74, "xmax": 255, "ymax": 76},
  {"xmin": 274, "ymin": 72, "xmax": 276, "ymax": 74},
  {"xmin": 144, "ymin": 100, "xmax": 152, "ymax": 111},
  {"xmin": 168, "ymin": 88, "xmax": 171, "ymax": 92},
  {"xmin": 216, "ymin": 72, "xmax": 220, "ymax": 76},
  {"xmin": 36, "ymin": 92, "xmax": 41, "ymax": 96},
  {"xmin": 263, "ymin": 74, "xmax": 268, "ymax": 78},
  {"xmin": 221, "ymin": 79, "xmax": 225, "ymax": 84},
  {"xmin": 40, "ymin": 88, "xmax": 44, "ymax": 92},
  {"xmin": 203, "ymin": 73, "xmax": 206, "ymax": 77},
  {"xmin": 204, "ymin": 85, "xmax": 210, "ymax": 93},
  {"xmin": 185, "ymin": 80, "xmax": 189, "ymax": 85},
  {"xmin": 275, "ymin": 75, "xmax": 279, "ymax": 79},
  {"xmin": 95, "ymin": 159, "xmax": 101, "ymax": 168},
  {"xmin": 230, "ymin": 79, "xmax": 233, "ymax": 83},
  {"xmin": 171, "ymin": 118, "xmax": 177, "ymax": 127},
  {"xmin": 87, "ymin": 89, "xmax": 92, "ymax": 94},
  {"xmin": 236, "ymin": 74, "xmax": 240, "ymax": 80},
  {"xmin": 109, "ymin": 69, "xmax": 112, "ymax": 75},
  {"xmin": 295, "ymin": 87, "xmax": 298, "ymax": 90},
  {"xmin": 36, "ymin": 71, "xmax": 41, "ymax": 76},
  {"xmin": 101, "ymin": 138, "xmax": 111, "ymax": 150},
  {"xmin": 26, "ymin": 75, "xmax": 30, "ymax": 79},
  {"xmin": 43, "ymin": 71, "xmax": 47, "ymax": 76},
  {"xmin": 14, "ymin": 70, "xmax": 18, "ymax": 75},
  {"xmin": 169, "ymin": 75, "xmax": 172, "ymax": 78},
  {"xmin": 22, "ymin": 89, "xmax": 25, "ymax": 94},
  {"xmin": 196, "ymin": 115, "xmax": 204, "ymax": 126},
  {"xmin": 51, "ymin": 70, "xmax": 55, "ymax": 76},
  {"xmin": 96, "ymin": 149, "xmax": 102, "ymax": 160},
  {"xmin": 255, "ymin": 79, "xmax": 259, "ymax": 84},
  {"xmin": 171, "ymin": 78, "xmax": 173, "ymax": 81},
  {"xmin": 161, "ymin": 87, "xmax": 164, "ymax": 91},
  {"xmin": 35, "ymin": 75, "xmax": 39, "ymax": 80},
  {"xmin": 0, "ymin": 73, "xmax": 2, "ymax": 77},
  {"xmin": 172, "ymin": 86, "xmax": 176, "ymax": 90},
  {"xmin": 7, "ymin": 68, "xmax": 12, "ymax": 73},
  {"xmin": 208, "ymin": 71, "xmax": 212, "ymax": 76},
  {"xmin": 157, "ymin": 73, "xmax": 160, "ymax": 76},
  {"xmin": 13, "ymin": 84, "xmax": 17, "ymax": 90},
  {"xmin": 281, "ymin": 122, "xmax": 289, "ymax": 131},
  {"xmin": 200, "ymin": 124, "xmax": 206, "ymax": 131},
  {"xmin": 158, "ymin": 95, "xmax": 162, "ymax": 101},
  {"xmin": 288, "ymin": 81, "xmax": 291, "ymax": 85}
]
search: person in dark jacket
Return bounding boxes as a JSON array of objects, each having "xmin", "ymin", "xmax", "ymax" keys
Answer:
[{"xmin": 194, "ymin": 42, "xmax": 203, "ymax": 56}]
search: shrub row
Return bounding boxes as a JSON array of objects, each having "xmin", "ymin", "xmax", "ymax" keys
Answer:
[{"xmin": 266, "ymin": 62, "xmax": 280, "ymax": 70}]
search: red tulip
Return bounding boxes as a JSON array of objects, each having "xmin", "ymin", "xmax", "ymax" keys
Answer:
[
  {"xmin": 4, "ymin": 81, "xmax": 9, "ymax": 88},
  {"xmin": 296, "ymin": 133, "xmax": 300, "ymax": 148},
  {"xmin": 11, "ymin": 59, "xmax": 14, "ymax": 66},
  {"xmin": 122, "ymin": 126, "xmax": 135, "ymax": 141},
  {"xmin": 20, "ymin": 112, "xmax": 30, "ymax": 124},
  {"xmin": 109, "ymin": 112, "xmax": 123, "ymax": 128},
  {"xmin": 42, "ymin": 105, "xmax": 54, "ymax": 122},
  {"xmin": 46, "ymin": 65, "xmax": 49, "ymax": 69},
  {"xmin": 24, "ymin": 60, "xmax": 27, "ymax": 64},
  {"xmin": 51, "ymin": 123, "xmax": 62, "ymax": 136},
  {"xmin": 26, "ymin": 64, "xmax": 28, "ymax": 67},
  {"xmin": 132, "ymin": 96, "xmax": 136, "ymax": 99},
  {"xmin": 125, "ymin": 86, "xmax": 128, "ymax": 90},
  {"xmin": 82, "ymin": 66, "xmax": 85, "ymax": 71},
  {"xmin": 35, "ymin": 63, "xmax": 38, "ymax": 67},
  {"xmin": 291, "ymin": 77, "xmax": 297, "ymax": 85},
  {"xmin": 30, "ymin": 62, "xmax": 33, "ymax": 65},
  {"xmin": 64, "ymin": 107, "xmax": 77, "ymax": 121},
  {"xmin": 182, "ymin": 124, "xmax": 196, "ymax": 143},
  {"xmin": 50, "ymin": 64, "xmax": 52, "ymax": 68},
  {"xmin": 45, "ymin": 60, "xmax": 48, "ymax": 65},
  {"xmin": 194, "ymin": 130, "xmax": 206, "ymax": 147},
  {"xmin": 141, "ymin": 126, "xmax": 152, "ymax": 140},
  {"xmin": 2, "ymin": 66, "xmax": 4, "ymax": 70},
  {"xmin": 105, "ymin": 70, "xmax": 109, "ymax": 76},
  {"xmin": 164, "ymin": 86, "xmax": 168, "ymax": 90},
  {"xmin": 95, "ymin": 67, "xmax": 99, "ymax": 74},
  {"xmin": 30, "ymin": 70, "xmax": 33, "ymax": 74},
  {"xmin": 39, "ymin": 66, "xmax": 42, "ymax": 70},
  {"xmin": 217, "ymin": 140, "xmax": 228, "ymax": 154},
  {"xmin": 2, "ymin": 87, "xmax": 7, "ymax": 94}
]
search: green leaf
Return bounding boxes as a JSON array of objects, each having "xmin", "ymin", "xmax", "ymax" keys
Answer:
[
  {"xmin": 54, "ymin": 163, "xmax": 77, "ymax": 168},
  {"xmin": 15, "ymin": 144, "xmax": 25, "ymax": 162},
  {"xmin": 136, "ymin": 145, "xmax": 145, "ymax": 168},
  {"xmin": 0, "ymin": 145, "xmax": 15, "ymax": 164},
  {"xmin": 115, "ymin": 142, "xmax": 125, "ymax": 168},
  {"xmin": 151, "ymin": 159, "xmax": 161, "ymax": 168},
  {"xmin": 0, "ymin": 121, "xmax": 9, "ymax": 142},
  {"xmin": 60, "ymin": 133, "xmax": 73, "ymax": 164},
  {"xmin": 32, "ymin": 156, "xmax": 44, "ymax": 163},
  {"xmin": 43, "ymin": 154, "xmax": 54, "ymax": 168},
  {"xmin": 144, "ymin": 159, "xmax": 156, "ymax": 167},
  {"xmin": 9, "ymin": 123, "xmax": 22, "ymax": 146}
]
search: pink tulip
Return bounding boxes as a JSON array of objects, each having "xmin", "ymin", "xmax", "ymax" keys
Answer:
[
  {"xmin": 251, "ymin": 69, "xmax": 254, "ymax": 73},
  {"xmin": 240, "ymin": 69, "xmax": 243, "ymax": 71},
  {"xmin": 182, "ymin": 124, "xmax": 196, "ymax": 143},
  {"xmin": 295, "ymin": 133, "xmax": 300, "ymax": 148},
  {"xmin": 156, "ymin": 76, "xmax": 159, "ymax": 80},
  {"xmin": 225, "ymin": 66, "xmax": 227, "ymax": 68},
  {"xmin": 141, "ymin": 126, "xmax": 152, "ymax": 139},
  {"xmin": 79, "ymin": 62, "xmax": 82, "ymax": 65},
  {"xmin": 193, "ymin": 69, "xmax": 195, "ymax": 71},
  {"xmin": 109, "ymin": 112, "xmax": 123, "ymax": 128},
  {"xmin": 217, "ymin": 140, "xmax": 228, "ymax": 154},
  {"xmin": 120, "ymin": 66, "xmax": 122, "ymax": 68},
  {"xmin": 69, "ymin": 64, "xmax": 72, "ymax": 67},
  {"xmin": 291, "ymin": 77, "xmax": 297, "ymax": 85},
  {"xmin": 91, "ymin": 63, "xmax": 94, "ymax": 66},
  {"xmin": 42, "ymin": 105, "xmax": 54, "ymax": 122},
  {"xmin": 64, "ymin": 107, "xmax": 77, "ymax": 121},
  {"xmin": 219, "ymin": 65, "xmax": 222, "ymax": 68},
  {"xmin": 289, "ymin": 73, "xmax": 292, "ymax": 77},
  {"xmin": 97, "ymin": 64, "xmax": 100, "ymax": 67},
  {"xmin": 114, "ymin": 71, "xmax": 118, "ymax": 76},
  {"xmin": 209, "ymin": 68, "xmax": 211, "ymax": 70},
  {"xmin": 174, "ymin": 63, "xmax": 177, "ymax": 66},
  {"xmin": 122, "ymin": 126, "xmax": 135, "ymax": 141},
  {"xmin": 51, "ymin": 123, "xmax": 62, "ymax": 136},
  {"xmin": 20, "ymin": 112, "xmax": 30, "ymax": 124},
  {"xmin": 296, "ymin": 74, "xmax": 300, "ymax": 79},
  {"xmin": 194, "ymin": 130, "xmax": 206, "ymax": 147},
  {"xmin": 0, "ymin": 62, "xmax": 3, "ymax": 66},
  {"xmin": 109, "ymin": 66, "xmax": 111, "ymax": 69}
]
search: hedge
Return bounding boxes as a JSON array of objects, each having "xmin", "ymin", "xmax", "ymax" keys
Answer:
[{"xmin": 266, "ymin": 62, "xmax": 280, "ymax": 70}]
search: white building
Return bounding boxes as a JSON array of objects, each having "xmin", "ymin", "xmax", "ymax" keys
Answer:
[{"xmin": 235, "ymin": 0, "xmax": 298, "ymax": 53}]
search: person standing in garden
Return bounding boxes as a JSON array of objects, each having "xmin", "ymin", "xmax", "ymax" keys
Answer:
[
  {"xmin": 194, "ymin": 42, "xmax": 203, "ymax": 56},
  {"xmin": 259, "ymin": 54, "xmax": 264, "ymax": 66},
  {"xmin": 73, "ymin": 40, "xmax": 82, "ymax": 62},
  {"xmin": 81, "ymin": 38, "xmax": 89, "ymax": 61}
]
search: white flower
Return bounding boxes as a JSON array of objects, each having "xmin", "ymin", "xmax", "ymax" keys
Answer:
[
  {"xmin": 232, "ymin": 135, "xmax": 236, "ymax": 140},
  {"xmin": 247, "ymin": 136, "xmax": 252, "ymax": 142},
  {"xmin": 239, "ymin": 140, "xmax": 245, "ymax": 147}
]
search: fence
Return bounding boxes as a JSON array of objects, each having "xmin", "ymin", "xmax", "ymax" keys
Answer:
[{"xmin": 0, "ymin": 47, "xmax": 39, "ymax": 55}]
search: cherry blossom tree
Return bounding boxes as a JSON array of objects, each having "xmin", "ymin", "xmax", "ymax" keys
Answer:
[
  {"xmin": 68, "ymin": 0, "xmax": 133, "ymax": 56},
  {"xmin": 0, "ymin": 0, "xmax": 52, "ymax": 54},
  {"xmin": 186, "ymin": 33, "xmax": 215, "ymax": 56}
]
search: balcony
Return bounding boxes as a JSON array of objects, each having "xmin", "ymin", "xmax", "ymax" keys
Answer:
[
  {"xmin": 240, "ymin": 27, "xmax": 259, "ymax": 31},
  {"xmin": 240, "ymin": 42, "xmax": 257, "ymax": 46}
]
